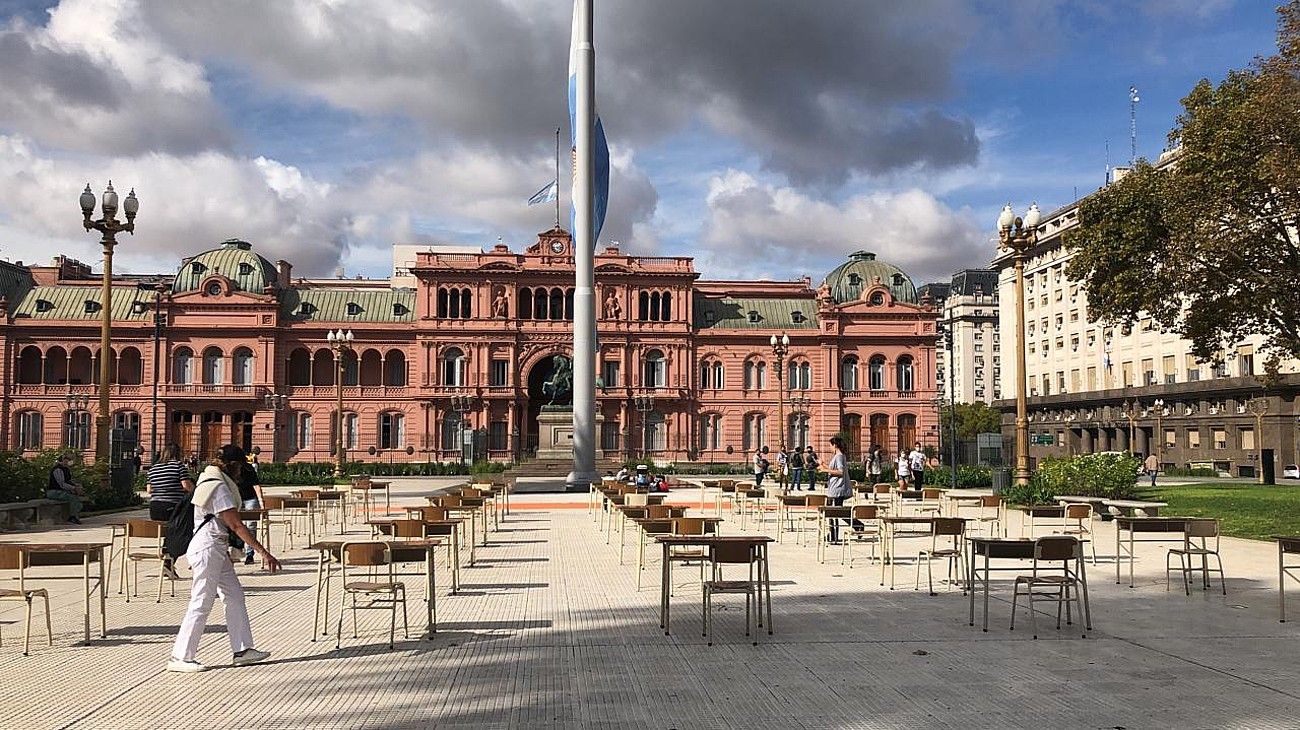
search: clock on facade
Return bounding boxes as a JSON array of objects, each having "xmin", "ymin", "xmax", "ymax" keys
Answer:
[{"xmin": 549, "ymin": 239, "xmax": 566, "ymax": 254}]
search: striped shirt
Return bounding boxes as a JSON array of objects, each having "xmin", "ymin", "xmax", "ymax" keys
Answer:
[{"xmin": 147, "ymin": 460, "xmax": 192, "ymax": 504}]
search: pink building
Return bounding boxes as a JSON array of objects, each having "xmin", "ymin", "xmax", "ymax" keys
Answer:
[{"xmin": 0, "ymin": 231, "xmax": 939, "ymax": 465}]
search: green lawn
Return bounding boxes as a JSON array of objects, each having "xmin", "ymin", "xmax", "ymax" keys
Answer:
[{"xmin": 1148, "ymin": 482, "xmax": 1300, "ymax": 541}]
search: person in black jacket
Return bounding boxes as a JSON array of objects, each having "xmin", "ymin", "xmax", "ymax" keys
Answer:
[{"xmin": 47, "ymin": 453, "xmax": 84, "ymax": 524}]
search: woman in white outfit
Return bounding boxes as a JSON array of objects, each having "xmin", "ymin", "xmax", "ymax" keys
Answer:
[{"xmin": 169, "ymin": 444, "xmax": 282, "ymax": 673}]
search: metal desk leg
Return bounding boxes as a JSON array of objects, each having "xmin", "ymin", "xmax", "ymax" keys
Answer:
[
  {"xmin": 661, "ymin": 541, "xmax": 671, "ymax": 634},
  {"xmin": 1116, "ymin": 524, "xmax": 1122, "ymax": 584},
  {"xmin": 97, "ymin": 550, "xmax": 106, "ymax": 638},
  {"xmin": 82, "ymin": 551, "xmax": 91, "ymax": 643},
  {"xmin": 1077, "ymin": 550, "xmax": 1092, "ymax": 632},
  {"xmin": 968, "ymin": 547, "xmax": 976, "ymax": 627},
  {"xmin": 1129, "ymin": 529, "xmax": 1136, "ymax": 588},
  {"xmin": 312, "ymin": 549, "xmax": 326, "ymax": 639},
  {"xmin": 1281, "ymin": 544, "xmax": 1287, "ymax": 623},
  {"xmin": 426, "ymin": 547, "xmax": 437, "ymax": 636},
  {"xmin": 982, "ymin": 552, "xmax": 991, "ymax": 631}
]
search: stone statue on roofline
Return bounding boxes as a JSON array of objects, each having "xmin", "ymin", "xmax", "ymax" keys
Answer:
[
  {"xmin": 604, "ymin": 289, "xmax": 622, "ymax": 320},
  {"xmin": 491, "ymin": 287, "xmax": 509, "ymax": 319}
]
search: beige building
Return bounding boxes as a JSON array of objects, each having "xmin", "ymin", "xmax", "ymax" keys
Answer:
[
  {"xmin": 994, "ymin": 157, "xmax": 1300, "ymax": 478},
  {"xmin": 922, "ymin": 270, "xmax": 1001, "ymax": 407}
]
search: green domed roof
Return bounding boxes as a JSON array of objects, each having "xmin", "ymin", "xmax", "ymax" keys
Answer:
[
  {"xmin": 173, "ymin": 240, "xmax": 278, "ymax": 294},
  {"xmin": 821, "ymin": 250, "xmax": 917, "ymax": 305}
]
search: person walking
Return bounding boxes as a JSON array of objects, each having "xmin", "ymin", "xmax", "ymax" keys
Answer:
[
  {"xmin": 146, "ymin": 443, "xmax": 196, "ymax": 579},
  {"xmin": 233, "ymin": 455, "xmax": 265, "ymax": 566},
  {"xmin": 775, "ymin": 448, "xmax": 789, "ymax": 491},
  {"xmin": 804, "ymin": 447, "xmax": 819, "ymax": 491},
  {"xmin": 896, "ymin": 450, "xmax": 911, "ymax": 490},
  {"xmin": 753, "ymin": 446, "xmax": 770, "ymax": 487},
  {"xmin": 789, "ymin": 447, "xmax": 805, "ymax": 492},
  {"xmin": 821, "ymin": 436, "xmax": 854, "ymax": 542},
  {"xmin": 908, "ymin": 443, "xmax": 926, "ymax": 490},
  {"xmin": 866, "ymin": 444, "xmax": 883, "ymax": 485},
  {"xmin": 1144, "ymin": 453, "xmax": 1159, "ymax": 488},
  {"xmin": 46, "ymin": 453, "xmax": 84, "ymax": 524},
  {"xmin": 168, "ymin": 444, "xmax": 281, "ymax": 673}
]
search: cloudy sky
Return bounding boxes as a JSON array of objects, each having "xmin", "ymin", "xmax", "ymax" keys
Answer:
[{"xmin": 0, "ymin": 0, "xmax": 1278, "ymax": 284}]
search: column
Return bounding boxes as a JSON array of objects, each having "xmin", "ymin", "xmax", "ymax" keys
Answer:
[
  {"xmin": 1098, "ymin": 428, "xmax": 1111, "ymax": 452},
  {"xmin": 1081, "ymin": 428, "xmax": 1094, "ymax": 454}
]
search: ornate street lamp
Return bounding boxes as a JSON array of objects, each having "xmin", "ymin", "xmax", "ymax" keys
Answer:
[
  {"xmin": 997, "ymin": 202, "xmax": 1041, "ymax": 486},
  {"xmin": 64, "ymin": 393, "xmax": 91, "ymax": 452},
  {"xmin": 1247, "ymin": 394, "xmax": 1269, "ymax": 484},
  {"xmin": 81, "ymin": 182, "xmax": 138, "ymax": 481},
  {"xmin": 450, "ymin": 394, "xmax": 476, "ymax": 465},
  {"xmin": 1118, "ymin": 399, "xmax": 1140, "ymax": 455},
  {"xmin": 633, "ymin": 394, "xmax": 655, "ymax": 461},
  {"xmin": 327, "ymin": 329, "xmax": 354, "ymax": 477},
  {"xmin": 1153, "ymin": 398, "xmax": 1167, "ymax": 467},
  {"xmin": 770, "ymin": 333, "xmax": 790, "ymax": 452}
]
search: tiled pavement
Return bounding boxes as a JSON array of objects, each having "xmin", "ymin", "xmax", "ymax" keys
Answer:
[{"xmin": 3, "ymin": 478, "xmax": 1300, "ymax": 729}]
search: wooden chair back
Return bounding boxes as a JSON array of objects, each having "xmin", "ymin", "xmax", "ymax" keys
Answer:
[
  {"xmin": 294, "ymin": 489, "xmax": 321, "ymax": 500},
  {"xmin": 624, "ymin": 493, "xmax": 650, "ymax": 507},
  {"xmin": 0, "ymin": 544, "xmax": 25, "ymax": 571},
  {"xmin": 646, "ymin": 504, "xmax": 673, "ymax": 520},
  {"xmin": 980, "ymin": 495, "xmax": 1002, "ymax": 508},
  {"xmin": 710, "ymin": 541, "xmax": 757, "ymax": 565},
  {"xmin": 932, "ymin": 517, "xmax": 965, "ymax": 537},
  {"xmin": 805, "ymin": 494, "xmax": 828, "ymax": 508},
  {"xmin": 1065, "ymin": 504, "xmax": 1092, "ymax": 520},
  {"xmin": 922, "ymin": 488, "xmax": 942, "ymax": 500},
  {"xmin": 126, "ymin": 519, "xmax": 164, "ymax": 539},
  {"xmin": 674, "ymin": 517, "xmax": 708, "ymax": 536},
  {"xmin": 822, "ymin": 506, "xmax": 852, "ymax": 520},
  {"xmin": 389, "ymin": 519, "xmax": 426, "ymax": 539},
  {"xmin": 1034, "ymin": 535, "xmax": 1078, "ymax": 562},
  {"xmin": 343, "ymin": 542, "xmax": 389, "ymax": 567},
  {"xmin": 1186, "ymin": 518, "xmax": 1219, "ymax": 540},
  {"xmin": 852, "ymin": 505, "xmax": 880, "ymax": 520},
  {"xmin": 438, "ymin": 495, "xmax": 464, "ymax": 508},
  {"xmin": 419, "ymin": 506, "xmax": 448, "ymax": 522}
]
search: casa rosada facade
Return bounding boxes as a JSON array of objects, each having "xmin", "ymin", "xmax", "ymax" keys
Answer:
[{"xmin": 0, "ymin": 229, "xmax": 939, "ymax": 465}]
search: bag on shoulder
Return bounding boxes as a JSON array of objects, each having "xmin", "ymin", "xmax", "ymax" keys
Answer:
[{"xmin": 164, "ymin": 490, "xmax": 213, "ymax": 559}]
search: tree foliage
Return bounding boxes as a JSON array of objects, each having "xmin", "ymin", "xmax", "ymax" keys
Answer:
[
  {"xmin": 940, "ymin": 401, "xmax": 1002, "ymax": 440},
  {"xmin": 1066, "ymin": 2, "xmax": 1300, "ymax": 370}
]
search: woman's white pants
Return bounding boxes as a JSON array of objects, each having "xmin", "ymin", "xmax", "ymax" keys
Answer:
[{"xmin": 172, "ymin": 547, "xmax": 254, "ymax": 661}]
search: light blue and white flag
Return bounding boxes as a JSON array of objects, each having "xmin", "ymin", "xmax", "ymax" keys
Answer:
[
  {"xmin": 528, "ymin": 180, "xmax": 558, "ymax": 206},
  {"xmin": 568, "ymin": 0, "xmax": 610, "ymax": 245}
]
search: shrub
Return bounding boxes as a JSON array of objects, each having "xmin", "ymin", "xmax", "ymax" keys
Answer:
[
  {"xmin": 923, "ymin": 464, "xmax": 993, "ymax": 489},
  {"xmin": 0, "ymin": 449, "xmax": 138, "ymax": 511},
  {"xmin": 0, "ymin": 451, "xmax": 44, "ymax": 503},
  {"xmin": 256, "ymin": 460, "xmax": 485, "ymax": 485},
  {"xmin": 1002, "ymin": 477, "xmax": 1058, "ymax": 506},
  {"xmin": 1164, "ymin": 466, "xmax": 1219, "ymax": 478},
  {"xmin": 1029, "ymin": 453, "xmax": 1142, "ymax": 501}
]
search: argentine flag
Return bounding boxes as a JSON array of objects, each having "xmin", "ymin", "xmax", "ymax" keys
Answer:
[
  {"xmin": 569, "ymin": 0, "xmax": 610, "ymax": 245},
  {"xmin": 528, "ymin": 180, "xmax": 558, "ymax": 206}
]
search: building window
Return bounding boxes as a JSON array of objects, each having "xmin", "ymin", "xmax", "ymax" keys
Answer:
[
  {"xmin": 602, "ymin": 360, "xmax": 620, "ymax": 388},
  {"xmin": 440, "ymin": 418, "xmax": 460, "ymax": 451},
  {"xmin": 1164, "ymin": 429, "xmax": 1176, "ymax": 449},
  {"xmin": 787, "ymin": 413, "xmax": 810, "ymax": 450},
  {"xmin": 644, "ymin": 412, "xmax": 666, "ymax": 452},
  {"xmin": 172, "ymin": 347, "xmax": 194, "ymax": 385},
  {"xmin": 1239, "ymin": 347, "xmax": 1255, "ymax": 376},
  {"xmin": 1240, "ymin": 427, "xmax": 1255, "ymax": 451},
  {"xmin": 1163, "ymin": 355, "xmax": 1176, "ymax": 384},
  {"xmin": 1212, "ymin": 427, "xmax": 1227, "ymax": 450},
  {"xmin": 868, "ymin": 355, "xmax": 886, "ymax": 391},
  {"xmin": 1121, "ymin": 362, "xmax": 1133, "ymax": 388},
  {"xmin": 699, "ymin": 414, "xmax": 722, "ymax": 451},
  {"xmin": 16, "ymin": 411, "xmax": 42, "ymax": 450},
  {"xmin": 346, "ymin": 302, "xmax": 362, "ymax": 316},
  {"xmin": 489, "ymin": 421, "xmax": 508, "ymax": 451},
  {"xmin": 232, "ymin": 347, "xmax": 254, "ymax": 386},
  {"xmin": 341, "ymin": 413, "xmax": 359, "ymax": 449},
  {"xmin": 788, "ymin": 361, "xmax": 811, "ymax": 390},
  {"xmin": 742, "ymin": 413, "xmax": 767, "ymax": 451},
  {"xmin": 1142, "ymin": 358, "xmax": 1155, "ymax": 386},
  {"xmin": 601, "ymin": 420, "xmax": 621, "ymax": 452},
  {"xmin": 744, "ymin": 360, "xmax": 767, "ymax": 390},
  {"xmin": 437, "ymin": 287, "xmax": 473, "ymax": 319},
  {"xmin": 379, "ymin": 412, "xmax": 405, "ymax": 449},
  {"xmin": 841, "ymin": 356, "xmax": 859, "ymax": 391},
  {"xmin": 442, "ymin": 348, "xmax": 466, "ymax": 387},
  {"xmin": 489, "ymin": 359, "xmax": 508, "ymax": 387},
  {"xmin": 202, "ymin": 347, "xmax": 224, "ymax": 385},
  {"xmin": 895, "ymin": 356, "xmax": 914, "ymax": 392},
  {"xmin": 295, "ymin": 412, "xmax": 312, "ymax": 450},
  {"xmin": 62, "ymin": 410, "xmax": 91, "ymax": 450},
  {"xmin": 643, "ymin": 349, "xmax": 667, "ymax": 388},
  {"xmin": 700, "ymin": 360, "xmax": 724, "ymax": 390}
]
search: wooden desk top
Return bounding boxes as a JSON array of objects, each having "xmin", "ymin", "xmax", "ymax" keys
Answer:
[
  {"xmin": 1008, "ymin": 504, "xmax": 1067, "ymax": 515},
  {"xmin": 655, "ymin": 535, "xmax": 773, "ymax": 545},
  {"xmin": 1115, "ymin": 516, "xmax": 1193, "ymax": 531},
  {"xmin": 310, "ymin": 538, "xmax": 444, "ymax": 551},
  {"xmin": 4, "ymin": 541, "xmax": 112, "ymax": 551},
  {"xmin": 882, "ymin": 516, "xmax": 964, "ymax": 524}
]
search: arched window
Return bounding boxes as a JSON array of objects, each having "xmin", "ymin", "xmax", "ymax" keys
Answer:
[
  {"xmin": 384, "ymin": 350, "xmax": 407, "ymax": 386},
  {"xmin": 787, "ymin": 360, "xmax": 811, "ymax": 390},
  {"xmin": 744, "ymin": 359, "xmax": 767, "ymax": 390},
  {"xmin": 16, "ymin": 411, "xmax": 42, "ymax": 450},
  {"xmin": 311, "ymin": 350, "xmax": 334, "ymax": 386},
  {"xmin": 869, "ymin": 414, "xmax": 889, "ymax": 454},
  {"xmin": 565, "ymin": 288, "xmax": 575, "ymax": 320},
  {"xmin": 788, "ymin": 412, "xmax": 810, "ymax": 450},
  {"xmin": 69, "ymin": 346, "xmax": 93, "ymax": 385},
  {"xmin": 201, "ymin": 347, "xmax": 223, "ymax": 385},
  {"xmin": 533, "ymin": 288, "xmax": 548, "ymax": 319},
  {"xmin": 294, "ymin": 412, "xmax": 313, "ymax": 450},
  {"xmin": 700, "ymin": 359, "xmax": 724, "ymax": 390},
  {"xmin": 868, "ymin": 355, "xmax": 886, "ymax": 391},
  {"xmin": 17, "ymin": 346, "xmax": 41, "ymax": 384},
  {"xmin": 644, "ymin": 411, "xmax": 666, "ymax": 452},
  {"xmin": 699, "ymin": 414, "xmax": 722, "ymax": 451},
  {"xmin": 359, "ymin": 349, "xmax": 383, "ymax": 386},
  {"xmin": 118, "ymin": 346, "xmax": 143, "ymax": 385},
  {"xmin": 436, "ymin": 287, "xmax": 449, "ymax": 318},
  {"xmin": 549, "ymin": 288, "xmax": 564, "ymax": 321},
  {"xmin": 460, "ymin": 288, "xmax": 472, "ymax": 319},
  {"xmin": 660, "ymin": 291, "xmax": 672, "ymax": 321},
  {"xmin": 232, "ymin": 347, "xmax": 254, "ymax": 386},
  {"xmin": 341, "ymin": 349, "xmax": 359, "ymax": 386},
  {"xmin": 841, "ymin": 356, "xmax": 859, "ymax": 392},
  {"xmin": 897, "ymin": 413, "xmax": 917, "ymax": 454},
  {"xmin": 896, "ymin": 355, "xmax": 915, "ymax": 393},
  {"xmin": 440, "ymin": 417, "xmax": 460, "ymax": 451},
  {"xmin": 172, "ymin": 347, "xmax": 194, "ymax": 385},
  {"xmin": 288, "ymin": 348, "xmax": 311, "ymax": 386},
  {"xmin": 643, "ymin": 349, "xmax": 666, "ymax": 388},
  {"xmin": 638, "ymin": 291, "xmax": 650, "ymax": 321},
  {"xmin": 519, "ymin": 288, "xmax": 533, "ymax": 320},
  {"xmin": 63, "ymin": 409, "xmax": 91, "ymax": 450},
  {"xmin": 742, "ymin": 413, "xmax": 767, "ymax": 452},
  {"xmin": 443, "ymin": 347, "xmax": 466, "ymax": 387},
  {"xmin": 43, "ymin": 346, "xmax": 68, "ymax": 385},
  {"xmin": 649, "ymin": 292, "xmax": 661, "ymax": 322},
  {"xmin": 379, "ymin": 412, "xmax": 405, "ymax": 448}
]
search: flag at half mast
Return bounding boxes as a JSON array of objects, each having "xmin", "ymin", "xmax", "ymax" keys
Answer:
[
  {"xmin": 569, "ymin": 0, "xmax": 610, "ymax": 245},
  {"xmin": 528, "ymin": 180, "xmax": 558, "ymax": 206}
]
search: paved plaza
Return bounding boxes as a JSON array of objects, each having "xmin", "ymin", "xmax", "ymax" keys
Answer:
[{"xmin": 3, "ymin": 478, "xmax": 1300, "ymax": 729}]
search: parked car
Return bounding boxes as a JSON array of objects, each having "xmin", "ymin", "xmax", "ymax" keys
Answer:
[{"xmin": 1283, "ymin": 464, "xmax": 1300, "ymax": 479}]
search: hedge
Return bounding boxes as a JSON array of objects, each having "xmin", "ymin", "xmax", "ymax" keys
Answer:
[
  {"xmin": 255, "ymin": 460, "xmax": 509, "ymax": 485},
  {"xmin": 0, "ymin": 449, "xmax": 138, "ymax": 511}
]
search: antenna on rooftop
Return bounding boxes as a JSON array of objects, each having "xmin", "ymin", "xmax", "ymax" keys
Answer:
[
  {"xmin": 1129, "ymin": 85, "xmax": 1140, "ymax": 165},
  {"xmin": 1104, "ymin": 139, "xmax": 1110, "ymax": 184}
]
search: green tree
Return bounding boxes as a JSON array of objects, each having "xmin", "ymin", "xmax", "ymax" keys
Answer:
[
  {"xmin": 940, "ymin": 401, "xmax": 1002, "ymax": 440},
  {"xmin": 1066, "ymin": 2, "xmax": 1300, "ymax": 371}
]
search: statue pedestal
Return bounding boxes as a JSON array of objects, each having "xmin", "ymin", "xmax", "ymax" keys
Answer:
[{"xmin": 536, "ymin": 407, "xmax": 605, "ymax": 461}]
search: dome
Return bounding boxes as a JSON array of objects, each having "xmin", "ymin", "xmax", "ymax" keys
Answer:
[
  {"xmin": 173, "ymin": 239, "xmax": 278, "ymax": 294},
  {"xmin": 820, "ymin": 250, "xmax": 918, "ymax": 305}
]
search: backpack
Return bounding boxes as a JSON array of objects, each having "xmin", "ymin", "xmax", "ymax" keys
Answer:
[{"xmin": 164, "ymin": 489, "xmax": 213, "ymax": 559}]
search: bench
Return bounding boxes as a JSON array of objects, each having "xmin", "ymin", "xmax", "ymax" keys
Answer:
[
  {"xmin": 1056, "ymin": 495, "xmax": 1107, "ymax": 516},
  {"xmin": 1102, "ymin": 499, "xmax": 1168, "ymax": 518},
  {"xmin": 0, "ymin": 499, "xmax": 71, "ymax": 532}
]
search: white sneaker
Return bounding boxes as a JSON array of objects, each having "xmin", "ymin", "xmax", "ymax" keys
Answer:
[
  {"xmin": 232, "ymin": 648, "xmax": 271, "ymax": 666},
  {"xmin": 167, "ymin": 658, "xmax": 207, "ymax": 673}
]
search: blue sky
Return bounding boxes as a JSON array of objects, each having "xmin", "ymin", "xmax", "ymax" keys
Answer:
[{"xmin": 0, "ymin": 1, "xmax": 1281, "ymax": 285}]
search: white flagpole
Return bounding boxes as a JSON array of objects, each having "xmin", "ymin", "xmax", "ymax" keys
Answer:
[{"xmin": 567, "ymin": 0, "xmax": 598, "ymax": 490}]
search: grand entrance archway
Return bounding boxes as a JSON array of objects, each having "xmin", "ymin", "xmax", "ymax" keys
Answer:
[{"xmin": 525, "ymin": 354, "xmax": 571, "ymax": 456}]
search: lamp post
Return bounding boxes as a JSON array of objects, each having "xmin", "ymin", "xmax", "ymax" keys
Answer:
[
  {"xmin": 146, "ymin": 282, "xmax": 166, "ymax": 464},
  {"xmin": 789, "ymin": 394, "xmax": 812, "ymax": 450},
  {"xmin": 940, "ymin": 316, "xmax": 958, "ymax": 488},
  {"xmin": 633, "ymin": 394, "xmax": 655, "ymax": 462},
  {"xmin": 450, "ymin": 394, "xmax": 476, "ymax": 465},
  {"xmin": 263, "ymin": 392, "xmax": 288, "ymax": 462},
  {"xmin": 997, "ymin": 203, "xmax": 1041, "ymax": 486},
  {"xmin": 1119, "ymin": 399, "xmax": 1139, "ymax": 455},
  {"xmin": 327, "ymin": 329, "xmax": 354, "ymax": 477},
  {"xmin": 1153, "ymin": 398, "xmax": 1166, "ymax": 467},
  {"xmin": 770, "ymin": 333, "xmax": 790, "ymax": 452},
  {"xmin": 1247, "ymin": 394, "xmax": 1269, "ymax": 484},
  {"xmin": 80, "ymin": 182, "xmax": 138, "ymax": 480}
]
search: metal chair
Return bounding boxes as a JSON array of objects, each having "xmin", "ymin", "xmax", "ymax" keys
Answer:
[
  {"xmin": 1167, "ymin": 518, "xmax": 1226, "ymax": 595},
  {"xmin": 1010, "ymin": 536, "xmax": 1086, "ymax": 639},
  {"xmin": 845, "ymin": 505, "xmax": 881, "ymax": 568},
  {"xmin": 0, "ymin": 546, "xmax": 52, "ymax": 656},
  {"xmin": 122, "ymin": 519, "xmax": 173, "ymax": 603},
  {"xmin": 1057, "ymin": 504, "xmax": 1097, "ymax": 564},
  {"xmin": 703, "ymin": 541, "xmax": 762, "ymax": 646},
  {"xmin": 974, "ymin": 495, "xmax": 1004, "ymax": 537},
  {"xmin": 336, "ymin": 542, "xmax": 409, "ymax": 650},
  {"xmin": 915, "ymin": 517, "xmax": 967, "ymax": 595}
]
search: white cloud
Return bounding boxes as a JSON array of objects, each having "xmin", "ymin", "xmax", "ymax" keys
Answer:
[{"xmin": 699, "ymin": 171, "xmax": 988, "ymax": 284}]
